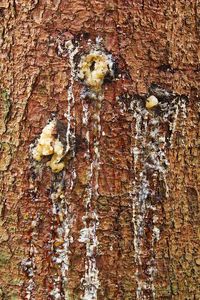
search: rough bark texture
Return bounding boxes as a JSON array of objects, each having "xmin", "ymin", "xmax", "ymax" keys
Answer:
[{"xmin": 0, "ymin": 0, "xmax": 199, "ymax": 299}]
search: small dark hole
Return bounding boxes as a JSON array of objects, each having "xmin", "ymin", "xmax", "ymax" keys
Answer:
[
  {"xmin": 0, "ymin": 9, "xmax": 5, "ymax": 17},
  {"xmin": 90, "ymin": 61, "xmax": 96, "ymax": 72}
]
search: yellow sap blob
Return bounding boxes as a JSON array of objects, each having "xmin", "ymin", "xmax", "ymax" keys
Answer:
[
  {"xmin": 78, "ymin": 51, "xmax": 113, "ymax": 92},
  {"xmin": 146, "ymin": 95, "xmax": 159, "ymax": 109},
  {"xmin": 32, "ymin": 120, "xmax": 65, "ymax": 173}
]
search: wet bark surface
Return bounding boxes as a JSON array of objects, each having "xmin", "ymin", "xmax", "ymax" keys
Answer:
[{"xmin": 0, "ymin": 1, "xmax": 199, "ymax": 299}]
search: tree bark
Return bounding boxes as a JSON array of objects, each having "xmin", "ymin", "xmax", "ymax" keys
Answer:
[{"xmin": 0, "ymin": 0, "xmax": 199, "ymax": 299}]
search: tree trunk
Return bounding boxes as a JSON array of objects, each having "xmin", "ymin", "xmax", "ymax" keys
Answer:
[{"xmin": 0, "ymin": 1, "xmax": 199, "ymax": 299}]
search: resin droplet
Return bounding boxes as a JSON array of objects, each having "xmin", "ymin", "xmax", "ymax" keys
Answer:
[{"xmin": 146, "ymin": 95, "xmax": 159, "ymax": 109}]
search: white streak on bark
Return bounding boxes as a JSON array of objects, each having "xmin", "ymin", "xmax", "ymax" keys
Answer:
[
  {"xmin": 23, "ymin": 216, "xmax": 39, "ymax": 300},
  {"xmin": 65, "ymin": 41, "xmax": 78, "ymax": 153},
  {"xmin": 50, "ymin": 41, "xmax": 80, "ymax": 298},
  {"xmin": 50, "ymin": 181, "xmax": 74, "ymax": 299},
  {"xmin": 79, "ymin": 100, "xmax": 100, "ymax": 300},
  {"xmin": 25, "ymin": 246, "xmax": 36, "ymax": 300},
  {"xmin": 131, "ymin": 103, "xmax": 166, "ymax": 299},
  {"xmin": 131, "ymin": 95, "xmax": 187, "ymax": 299}
]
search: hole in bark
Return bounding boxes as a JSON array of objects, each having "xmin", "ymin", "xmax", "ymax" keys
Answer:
[{"xmin": 90, "ymin": 61, "xmax": 96, "ymax": 72}]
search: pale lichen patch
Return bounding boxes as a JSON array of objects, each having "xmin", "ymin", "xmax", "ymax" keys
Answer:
[
  {"xmin": 78, "ymin": 50, "xmax": 114, "ymax": 94},
  {"xmin": 32, "ymin": 120, "xmax": 65, "ymax": 173}
]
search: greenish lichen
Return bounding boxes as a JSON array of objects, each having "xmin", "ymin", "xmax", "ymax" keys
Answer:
[
  {"xmin": 0, "ymin": 250, "xmax": 11, "ymax": 267},
  {"xmin": 2, "ymin": 90, "xmax": 11, "ymax": 122},
  {"xmin": 0, "ymin": 142, "xmax": 12, "ymax": 171}
]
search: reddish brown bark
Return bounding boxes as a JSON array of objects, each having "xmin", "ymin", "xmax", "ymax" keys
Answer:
[{"xmin": 0, "ymin": 0, "xmax": 199, "ymax": 299}]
